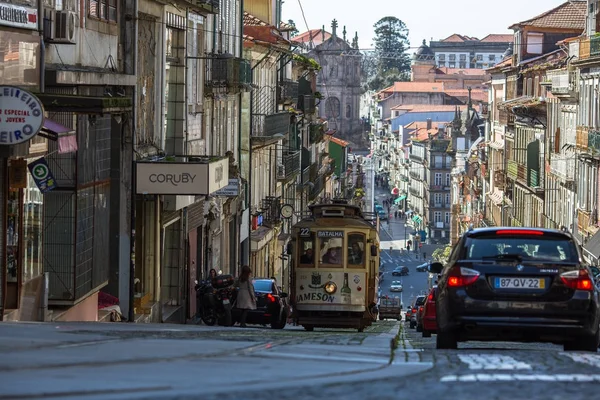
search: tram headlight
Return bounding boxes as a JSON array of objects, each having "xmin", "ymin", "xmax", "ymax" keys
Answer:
[{"xmin": 324, "ymin": 281, "xmax": 337, "ymax": 294}]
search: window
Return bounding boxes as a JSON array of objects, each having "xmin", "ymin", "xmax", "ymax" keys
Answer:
[
  {"xmin": 346, "ymin": 104, "xmax": 351, "ymax": 119},
  {"xmin": 445, "ymin": 173, "xmax": 451, "ymax": 186},
  {"xmin": 89, "ymin": 0, "xmax": 117, "ymax": 22},
  {"xmin": 298, "ymin": 231, "xmax": 315, "ymax": 267},
  {"xmin": 476, "ymin": 55, "xmax": 483, "ymax": 61},
  {"xmin": 459, "ymin": 62, "xmax": 466, "ymax": 69},
  {"xmin": 347, "ymin": 233, "xmax": 365, "ymax": 267},
  {"xmin": 489, "ymin": 55, "xmax": 496, "ymax": 61},
  {"xmin": 445, "ymin": 193, "xmax": 450, "ymax": 205},
  {"xmin": 318, "ymin": 232, "xmax": 343, "ymax": 268},
  {"xmin": 449, "ymin": 62, "xmax": 456, "ymax": 68},
  {"xmin": 434, "ymin": 211, "xmax": 442, "ymax": 223},
  {"xmin": 445, "ymin": 212, "xmax": 451, "ymax": 224},
  {"xmin": 434, "ymin": 193, "xmax": 442, "ymax": 205},
  {"xmin": 526, "ymin": 33, "xmax": 543, "ymax": 54},
  {"xmin": 434, "ymin": 173, "xmax": 442, "ymax": 185},
  {"xmin": 449, "ymin": 54, "xmax": 456, "ymax": 61},
  {"xmin": 438, "ymin": 54, "xmax": 445, "ymax": 60}
]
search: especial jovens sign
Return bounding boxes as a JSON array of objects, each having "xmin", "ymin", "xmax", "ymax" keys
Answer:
[
  {"xmin": 0, "ymin": 86, "xmax": 45, "ymax": 145},
  {"xmin": 0, "ymin": 3, "xmax": 38, "ymax": 30}
]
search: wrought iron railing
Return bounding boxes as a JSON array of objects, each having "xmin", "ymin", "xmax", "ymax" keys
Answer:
[
  {"xmin": 591, "ymin": 35, "xmax": 600, "ymax": 58},
  {"xmin": 278, "ymin": 80, "xmax": 299, "ymax": 104},
  {"xmin": 261, "ymin": 196, "xmax": 281, "ymax": 225},
  {"xmin": 205, "ymin": 57, "xmax": 252, "ymax": 92},
  {"xmin": 277, "ymin": 151, "xmax": 301, "ymax": 181},
  {"xmin": 251, "ymin": 112, "xmax": 290, "ymax": 137}
]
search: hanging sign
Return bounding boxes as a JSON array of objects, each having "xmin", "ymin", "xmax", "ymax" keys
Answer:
[
  {"xmin": 28, "ymin": 157, "xmax": 57, "ymax": 193},
  {"xmin": 0, "ymin": 86, "xmax": 45, "ymax": 145}
]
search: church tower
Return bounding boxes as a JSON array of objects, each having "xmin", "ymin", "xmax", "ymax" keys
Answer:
[{"xmin": 411, "ymin": 39, "xmax": 436, "ymax": 82}]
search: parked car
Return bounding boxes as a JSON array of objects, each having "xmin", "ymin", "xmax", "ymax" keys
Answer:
[
  {"xmin": 416, "ymin": 262, "xmax": 429, "ymax": 272},
  {"xmin": 431, "ymin": 227, "xmax": 600, "ymax": 351},
  {"xmin": 421, "ymin": 286, "xmax": 438, "ymax": 338},
  {"xmin": 231, "ymin": 278, "xmax": 289, "ymax": 329},
  {"xmin": 410, "ymin": 295, "xmax": 427, "ymax": 329},
  {"xmin": 392, "ymin": 266, "xmax": 409, "ymax": 276},
  {"xmin": 390, "ymin": 281, "xmax": 403, "ymax": 292}
]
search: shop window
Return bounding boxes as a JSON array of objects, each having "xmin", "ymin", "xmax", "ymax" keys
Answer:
[
  {"xmin": 6, "ymin": 188, "xmax": 20, "ymax": 283},
  {"xmin": 347, "ymin": 233, "xmax": 365, "ymax": 267},
  {"xmin": 319, "ymin": 234, "xmax": 343, "ymax": 268},
  {"xmin": 298, "ymin": 230, "xmax": 315, "ymax": 267}
]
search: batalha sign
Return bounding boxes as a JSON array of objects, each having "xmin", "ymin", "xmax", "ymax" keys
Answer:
[{"xmin": 0, "ymin": 86, "xmax": 44, "ymax": 145}]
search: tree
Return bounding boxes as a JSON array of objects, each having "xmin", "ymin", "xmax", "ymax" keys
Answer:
[
  {"xmin": 373, "ymin": 16, "xmax": 411, "ymax": 74},
  {"xmin": 287, "ymin": 19, "xmax": 299, "ymax": 37},
  {"xmin": 364, "ymin": 17, "xmax": 411, "ymax": 91}
]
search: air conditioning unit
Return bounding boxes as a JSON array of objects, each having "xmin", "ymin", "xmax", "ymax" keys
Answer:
[{"xmin": 53, "ymin": 10, "xmax": 77, "ymax": 44}]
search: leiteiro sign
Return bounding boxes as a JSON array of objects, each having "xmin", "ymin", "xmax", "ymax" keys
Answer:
[
  {"xmin": 136, "ymin": 158, "xmax": 229, "ymax": 195},
  {"xmin": 0, "ymin": 86, "xmax": 44, "ymax": 145}
]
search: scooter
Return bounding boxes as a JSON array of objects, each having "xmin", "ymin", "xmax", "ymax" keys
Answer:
[{"xmin": 195, "ymin": 274, "xmax": 235, "ymax": 326}]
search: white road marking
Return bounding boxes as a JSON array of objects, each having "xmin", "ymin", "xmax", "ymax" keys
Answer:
[
  {"xmin": 458, "ymin": 354, "xmax": 532, "ymax": 370},
  {"xmin": 561, "ymin": 353, "xmax": 600, "ymax": 368},
  {"xmin": 441, "ymin": 374, "xmax": 600, "ymax": 382}
]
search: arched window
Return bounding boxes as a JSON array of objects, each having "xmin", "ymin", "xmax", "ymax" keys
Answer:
[{"xmin": 346, "ymin": 104, "xmax": 351, "ymax": 119}]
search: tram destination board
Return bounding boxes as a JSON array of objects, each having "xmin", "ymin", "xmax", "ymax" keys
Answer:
[{"xmin": 317, "ymin": 231, "xmax": 344, "ymax": 238}]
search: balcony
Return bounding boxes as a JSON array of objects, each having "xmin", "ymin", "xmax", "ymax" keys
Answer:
[
  {"xmin": 309, "ymin": 175, "xmax": 325, "ymax": 200},
  {"xmin": 252, "ymin": 112, "xmax": 290, "ymax": 137},
  {"xmin": 409, "ymin": 187, "xmax": 420, "ymax": 198},
  {"xmin": 205, "ymin": 57, "xmax": 252, "ymax": 93},
  {"xmin": 298, "ymin": 95, "xmax": 316, "ymax": 114},
  {"xmin": 173, "ymin": 0, "xmax": 219, "ymax": 13},
  {"xmin": 549, "ymin": 154, "xmax": 575, "ymax": 181},
  {"xmin": 546, "ymin": 69, "xmax": 577, "ymax": 99},
  {"xmin": 577, "ymin": 126, "xmax": 589, "ymax": 150},
  {"xmin": 588, "ymin": 129, "xmax": 600, "ymax": 154},
  {"xmin": 494, "ymin": 170, "xmax": 506, "ymax": 189},
  {"xmin": 277, "ymin": 151, "xmax": 301, "ymax": 182},
  {"xmin": 302, "ymin": 166, "xmax": 310, "ymax": 184},
  {"xmin": 592, "ymin": 35, "xmax": 600, "ymax": 58},
  {"xmin": 507, "ymin": 160, "xmax": 518, "ymax": 181},
  {"xmin": 409, "ymin": 171, "xmax": 421, "ymax": 180},
  {"xmin": 261, "ymin": 196, "xmax": 281, "ymax": 226},
  {"xmin": 409, "ymin": 153, "xmax": 423, "ymax": 162},
  {"xmin": 278, "ymin": 80, "xmax": 299, "ymax": 105}
]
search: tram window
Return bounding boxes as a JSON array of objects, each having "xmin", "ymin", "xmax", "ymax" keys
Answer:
[
  {"xmin": 319, "ymin": 237, "xmax": 343, "ymax": 267},
  {"xmin": 348, "ymin": 233, "xmax": 366, "ymax": 267},
  {"xmin": 298, "ymin": 233, "xmax": 315, "ymax": 267}
]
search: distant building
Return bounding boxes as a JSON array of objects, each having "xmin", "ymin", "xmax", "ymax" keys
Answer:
[
  {"xmin": 429, "ymin": 34, "xmax": 513, "ymax": 69},
  {"xmin": 307, "ymin": 20, "xmax": 367, "ymax": 149},
  {"xmin": 292, "ymin": 28, "xmax": 332, "ymax": 50}
]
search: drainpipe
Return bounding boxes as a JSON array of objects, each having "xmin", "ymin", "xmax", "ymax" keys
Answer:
[
  {"xmin": 38, "ymin": 0, "xmax": 45, "ymax": 92},
  {"xmin": 238, "ymin": 0, "xmax": 245, "ymax": 272},
  {"xmin": 128, "ymin": 0, "xmax": 139, "ymax": 323}
]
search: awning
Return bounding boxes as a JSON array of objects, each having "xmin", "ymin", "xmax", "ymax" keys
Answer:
[
  {"xmin": 583, "ymin": 230, "xmax": 600, "ymax": 262},
  {"xmin": 40, "ymin": 118, "xmax": 78, "ymax": 154},
  {"xmin": 251, "ymin": 226, "xmax": 274, "ymax": 252},
  {"xmin": 412, "ymin": 215, "xmax": 423, "ymax": 224},
  {"xmin": 394, "ymin": 195, "xmax": 406, "ymax": 204}
]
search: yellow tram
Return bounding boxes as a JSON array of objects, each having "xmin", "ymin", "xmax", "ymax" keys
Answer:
[{"xmin": 290, "ymin": 200, "xmax": 380, "ymax": 332}]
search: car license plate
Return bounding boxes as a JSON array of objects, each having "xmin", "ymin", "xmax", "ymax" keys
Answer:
[
  {"xmin": 494, "ymin": 277, "xmax": 545, "ymax": 289},
  {"xmin": 222, "ymin": 299, "xmax": 230, "ymax": 304}
]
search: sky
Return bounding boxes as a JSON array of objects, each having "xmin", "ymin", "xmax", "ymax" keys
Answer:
[{"xmin": 282, "ymin": 0, "xmax": 571, "ymax": 51}]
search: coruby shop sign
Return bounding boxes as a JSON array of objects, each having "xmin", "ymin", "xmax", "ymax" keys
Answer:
[
  {"xmin": 136, "ymin": 158, "xmax": 229, "ymax": 195},
  {"xmin": 0, "ymin": 86, "xmax": 44, "ymax": 145},
  {"xmin": 0, "ymin": 3, "xmax": 38, "ymax": 30}
]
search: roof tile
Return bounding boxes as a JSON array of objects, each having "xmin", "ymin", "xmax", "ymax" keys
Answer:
[{"xmin": 509, "ymin": 0, "xmax": 587, "ymax": 30}]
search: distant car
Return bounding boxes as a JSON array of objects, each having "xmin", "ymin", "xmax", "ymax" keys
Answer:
[
  {"xmin": 410, "ymin": 295, "xmax": 427, "ymax": 329},
  {"xmin": 416, "ymin": 262, "xmax": 429, "ymax": 272},
  {"xmin": 390, "ymin": 281, "xmax": 403, "ymax": 292},
  {"xmin": 431, "ymin": 227, "xmax": 600, "ymax": 351},
  {"xmin": 392, "ymin": 266, "xmax": 409, "ymax": 276},
  {"xmin": 378, "ymin": 210, "xmax": 388, "ymax": 221}
]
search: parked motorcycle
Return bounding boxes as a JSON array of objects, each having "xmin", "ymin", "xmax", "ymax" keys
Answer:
[{"xmin": 195, "ymin": 274, "xmax": 235, "ymax": 326}]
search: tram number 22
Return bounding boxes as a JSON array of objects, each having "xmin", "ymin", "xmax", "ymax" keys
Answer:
[{"xmin": 300, "ymin": 228, "xmax": 311, "ymax": 237}]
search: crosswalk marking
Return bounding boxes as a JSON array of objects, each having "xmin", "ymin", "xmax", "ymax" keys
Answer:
[
  {"xmin": 458, "ymin": 354, "xmax": 532, "ymax": 370},
  {"xmin": 561, "ymin": 353, "xmax": 600, "ymax": 368}
]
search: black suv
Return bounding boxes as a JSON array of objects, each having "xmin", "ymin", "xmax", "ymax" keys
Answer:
[{"xmin": 430, "ymin": 227, "xmax": 600, "ymax": 352}]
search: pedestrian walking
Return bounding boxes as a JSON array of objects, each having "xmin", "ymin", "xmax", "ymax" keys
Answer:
[{"xmin": 234, "ymin": 265, "xmax": 256, "ymax": 327}]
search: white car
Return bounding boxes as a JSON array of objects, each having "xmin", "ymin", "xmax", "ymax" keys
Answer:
[{"xmin": 390, "ymin": 281, "xmax": 403, "ymax": 292}]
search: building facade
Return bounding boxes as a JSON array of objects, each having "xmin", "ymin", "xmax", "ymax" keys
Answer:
[{"xmin": 429, "ymin": 33, "xmax": 513, "ymax": 69}]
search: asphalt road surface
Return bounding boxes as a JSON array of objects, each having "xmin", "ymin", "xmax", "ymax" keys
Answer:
[{"xmin": 2, "ymin": 319, "xmax": 600, "ymax": 400}]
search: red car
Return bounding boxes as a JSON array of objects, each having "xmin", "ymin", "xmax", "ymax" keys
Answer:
[{"xmin": 421, "ymin": 286, "xmax": 438, "ymax": 338}]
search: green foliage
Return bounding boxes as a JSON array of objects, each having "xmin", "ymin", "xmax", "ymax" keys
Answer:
[
  {"xmin": 365, "ymin": 16, "xmax": 411, "ymax": 91},
  {"xmin": 293, "ymin": 54, "xmax": 321, "ymax": 71},
  {"xmin": 432, "ymin": 245, "xmax": 453, "ymax": 264},
  {"xmin": 287, "ymin": 19, "xmax": 299, "ymax": 37}
]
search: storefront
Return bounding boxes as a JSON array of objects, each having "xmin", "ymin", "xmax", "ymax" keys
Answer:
[{"xmin": 135, "ymin": 158, "xmax": 229, "ymax": 323}]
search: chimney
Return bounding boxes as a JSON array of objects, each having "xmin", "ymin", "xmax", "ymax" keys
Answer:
[{"xmin": 426, "ymin": 118, "xmax": 432, "ymax": 130}]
